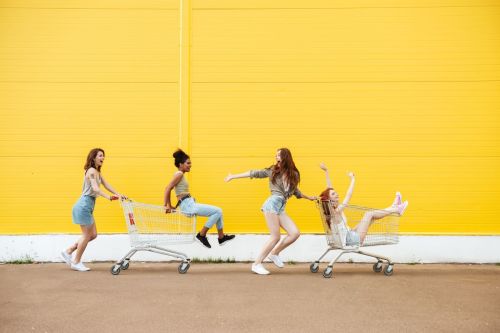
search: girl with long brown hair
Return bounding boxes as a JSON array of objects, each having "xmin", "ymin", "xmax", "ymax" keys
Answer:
[
  {"xmin": 61, "ymin": 148, "xmax": 127, "ymax": 271},
  {"xmin": 225, "ymin": 148, "xmax": 316, "ymax": 275}
]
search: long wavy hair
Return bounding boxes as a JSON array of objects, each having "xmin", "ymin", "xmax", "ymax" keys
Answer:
[
  {"xmin": 84, "ymin": 148, "xmax": 104, "ymax": 173},
  {"xmin": 319, "ymin": 188, "xmax": 335, "ymax": 229},
  {"xmin": 271, "ymin": 148, "xmax": 300, "ymax": 190}
]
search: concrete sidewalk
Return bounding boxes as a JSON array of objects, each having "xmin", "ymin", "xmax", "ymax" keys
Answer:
[{"xmin": 1, "ymin": 263, "xmax": 499, "ymax": 333}]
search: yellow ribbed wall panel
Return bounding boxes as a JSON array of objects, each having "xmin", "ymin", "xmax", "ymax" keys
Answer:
[
  {"xmin": 191, "ymin": 0, "xmax": 499, "ymax": 8},
  {"xmin": 0, "ymin": 0, "xmax": 178, "ymax": 8},
  {"xmin": 191, "ymin": 4, "xmax": 500, "ymax": 82},
  {"xmin": 0, "ymin": 7, "xmax": 179, "ymax": 82},
  {"xmin": 0, "ymin": 1, "xmax": 181, "ymax": 234},
  {"xmin": 1, "ymin": 0, "xmax": 499, "ymax": 235},
  {"xmin": 0, "ymin": 83, "xmax": 180, "ymax": 157},
  {"xmin": 188, "ymin": 0, "xmax": 500, "ymax": 235}
]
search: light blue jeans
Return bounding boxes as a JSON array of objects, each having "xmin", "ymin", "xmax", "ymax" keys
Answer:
[{"xmin": 179, "ymin": 197, "xmax": 223, "ymax": 230}]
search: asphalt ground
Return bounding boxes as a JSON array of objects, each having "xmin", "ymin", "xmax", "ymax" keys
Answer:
[{"xmin": 1, "ymin": 263, "xmax": 499, "ymax": 333}]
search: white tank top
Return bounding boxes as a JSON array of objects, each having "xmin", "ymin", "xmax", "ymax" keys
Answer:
[{"xmin": 81, "ymin": 170, "xmax": 101, "ymax": 197}]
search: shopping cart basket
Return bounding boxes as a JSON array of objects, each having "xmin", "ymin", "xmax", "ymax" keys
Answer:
[
  {"xmin": 310, "ymin": 200, "xmax": 400, "ymax": 278},
  {"xmin": 110, "ymin": 199, "xmax": 196, "ymax": 275}
]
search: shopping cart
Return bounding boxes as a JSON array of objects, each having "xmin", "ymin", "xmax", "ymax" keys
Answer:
[
  {"xmin": 310, "ymin": 200, "xmax": 400, "ymax": 278},
  {"xmin": 110, "ymin": 199, "xmax": 196, "ymax": 275}
]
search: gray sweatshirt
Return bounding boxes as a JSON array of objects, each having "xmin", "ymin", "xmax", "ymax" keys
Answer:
[{"xmin": 250, "ymin": 168, "xmax": 303, "ymax": 199}]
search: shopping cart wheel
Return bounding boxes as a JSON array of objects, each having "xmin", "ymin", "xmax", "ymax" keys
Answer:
[
  {"xmin": 383, "ymin": 264, "xmax": 394, "ymax": 276},
  {"xmin": 120, "ymin": 260, "xmax": 130, "ymax": 270},
  {"xmin": 373, "ymin": 261, "xmax": 383, "ymax": 273},
  {"xmin": 310, "ymin": 262, "xmax": 319, "ymax": 273},
  {"xmin": 111, "ymin": 265, "xmax": 121, "ymax": 275},
  {"xmin": 178, "ymin": 262, "xmax": 190, "ymax": 274},
  {"xmin": 323, "ymin": 267, "xmax": 333, "ymax": 279}
]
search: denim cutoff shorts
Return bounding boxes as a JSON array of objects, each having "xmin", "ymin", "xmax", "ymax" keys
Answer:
[
  {"xmin": 72, "ymin": 195, "xmax": 96, "ymax": 226},
  {"xmin": 346, "ymin": 230, "xmax": 360, "ymax": 246},
  {"xmin": 261, "ymin": 195, "xmax": 287, "ymax": 215}
]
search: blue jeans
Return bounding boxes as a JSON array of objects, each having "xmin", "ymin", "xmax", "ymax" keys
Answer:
[{"xmin": 179, "ymin": 197, "xmax": 223, "ymax": 230}]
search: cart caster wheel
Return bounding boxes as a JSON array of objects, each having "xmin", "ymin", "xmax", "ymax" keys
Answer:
[
  {"xmin": 111, "ymin": 265, "xmax": 121, "ymax": 275},
  {"xmin": 310, "ymin": 262, "xmax": 319, "ymax": 273},
  {"xmin": 323, "ymin": 267, "xmax": 333, "ymax": 279},
  {"xmin": 373, "ymin": 261, "xmax": 383, "ymax": 273},
  {"xmin": 178, "ymin": 262, "xmax": 190, "ymax": 274},
  {"xmin": 384, "ymin": 264, "xmax": 394, "ymax": 276},
  {"xmin": 120, "ymin": 260, "xmax": 130, "ymax": 270}
]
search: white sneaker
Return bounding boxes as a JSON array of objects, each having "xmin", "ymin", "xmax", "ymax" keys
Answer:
[
  {"xmin": 71, "ymin": 262, "xmax": 90, "ymax": 272},
  {"xmin": 398, "ymin": 201, "xmax": 409, "ymax": 216},
  {"xmin": 392, "ymin": 192, "xmax": 402, "ymax": 207},
  {"xmin": 251, "ymin": 263, "xmax": 270, "ymax": 275},
  {"xmin": 60, "ymin": 251, "xmax": 72, "ymax": 266},
  {"xmin": 268, "ymin": 254, "xmax": 284, "ymax": 268}
]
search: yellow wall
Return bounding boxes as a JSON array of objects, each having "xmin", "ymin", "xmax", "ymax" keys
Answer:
[{"xmin": 1, "ymin": 0, "xmax": 499, "ymax": 235}]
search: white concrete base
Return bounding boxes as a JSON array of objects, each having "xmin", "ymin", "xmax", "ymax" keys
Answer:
[{"xmin": 0, "ymin": 234, "xmax": 499, "ymax": 264}]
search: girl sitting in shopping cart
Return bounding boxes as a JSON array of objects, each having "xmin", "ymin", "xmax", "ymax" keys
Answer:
[
  {"xmin": 318, "ymin": 163, "xmax": 408, "ymax": 246},
  {"xmin": 164, "ymin": 149, "xmax": 235, "ymax": 248}
]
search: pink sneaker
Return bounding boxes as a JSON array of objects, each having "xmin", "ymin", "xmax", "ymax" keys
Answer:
[
  {"xmin": 392, "ymin": 192, "xmax": 402, "ymax": 207},
  {"xmin": 398, "ymin": 201, "xmax": 409, "ymax": 215}
]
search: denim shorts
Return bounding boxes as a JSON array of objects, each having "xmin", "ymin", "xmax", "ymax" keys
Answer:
[
  {"xmin": 261, "ymin": 195, "xmax": 287, "ymax": 215},
  {"xmin": 72, "ymin": 195, "xmax": 96, "ymax": 226},
  {"xmin": 346, "ymin": 230, "xmax": 360, "ymax": 246}
]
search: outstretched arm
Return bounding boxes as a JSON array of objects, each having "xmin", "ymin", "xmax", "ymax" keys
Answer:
[
  {"xmin": 341, "ymin": 172, "xmax": 355, "ymax": 206},
  {"xmin": 320, "ymin": 163, "xmax": 333, "ymax": 188},
  {"xmin": 87, "ymin": 169, "xmax": 116, "ymax": 200},
  {"xmin": 224, "ymin": 171, "xmax": 251, "ymax": 182},
  {"xmin": 101, "ymin": 175, "xmax": 127, "ymax": 199},
  {"xmin": 226, "ymin": 168, "xmax": 271, "ymax": 182},
  {"xmin": 294, "ymin": 188, "xmax": 316, "ymax": 201}
]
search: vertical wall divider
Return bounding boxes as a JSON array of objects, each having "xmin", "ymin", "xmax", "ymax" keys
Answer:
[{"xmin": 178, "ymin": 0, "xmax": 192, "ymax": 151}]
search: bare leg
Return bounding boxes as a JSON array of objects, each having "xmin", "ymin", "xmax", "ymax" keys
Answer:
[
  {"xmin": 73, "ymin": 223, "xmax": 97, "ymax": 264},
  {"xmin": 66, "ymin": 240, "xmax": 79, "ymax": 255},
  {"xmin": 199, "ymin": 227, "xmax": 225, "ymax": 238},
  {"xmin": 199, "ymin": 226, "xmax": 209, "ymax": 237},
  {"xmin": 270, "ymin": 212, "xmax": 300, "ymax": 256},
  {"xmin": 354, "ymin": 206, "xmax": 398, "ymax": 243},
  {"xmin": 254, "ymin": 212, "xmax": 281, "ymax": 264}
]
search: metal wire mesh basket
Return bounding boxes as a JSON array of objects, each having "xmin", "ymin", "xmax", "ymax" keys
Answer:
[
  {"xmin": 317, "ymin": 200, "xmax": 399, "ymax": 248},
  {"xmin": 121, "ymin": 200, "xmax": 196, "ymax": 247}
]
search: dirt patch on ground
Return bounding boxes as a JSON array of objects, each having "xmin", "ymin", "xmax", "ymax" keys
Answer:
[{"xmin": 1, "ymin": 263, "xmax": 499, "ymax": 333}]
